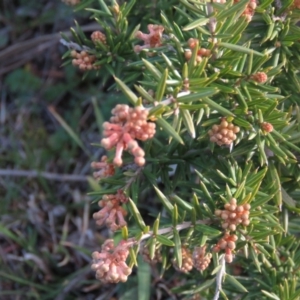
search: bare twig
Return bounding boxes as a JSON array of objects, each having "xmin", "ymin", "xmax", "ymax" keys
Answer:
[
  {"xmin": 0, "ymin": 169, "xmax": 88, "ymax": 182},
  {"xmin": 128, "ymin": 219, "xmax": 209, "ymax": 245},
  {"xmin": 207, "ymin": 2, "xmax": 217, "ymax": 43},
  {"xmin": 144, "ymin": 91, "xmax": 191, "ymax": 111},
  {"xmin": 0, "ymin": 23, "xmax": 100, "ymax": 76},
  {"xmin": 79, "ymin": 198, "xmax": 90, "ymax": 246},
  {"xmin": 213, "ymin": 255, "xmax": 226, "ymax": 300}
]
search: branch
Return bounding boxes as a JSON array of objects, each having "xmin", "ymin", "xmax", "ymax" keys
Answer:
[
  {"xmin": 0, "ymin": 23, "xmax": 100, "ymax": 76},
  {"xmin": 0, "ymin": 169, "xmax": 88, "ymax": 182},
  {"xmin": 207, "ymin": 2, "xmax": 217, "ymax": 44},
  {"xmin": 128, "ymin": 219, "xmax": 209, "ymax": 245},
  {"xmin": 213, "ymin": 255, "xmax": 226, "ymax": 300},
  {"xmin": 145, "ymin": 91, "xmax": 191, "ymax": 110}
]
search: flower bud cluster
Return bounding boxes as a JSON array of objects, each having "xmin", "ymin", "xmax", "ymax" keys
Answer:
[
  {"xmin": 173, "ymin": 247, "xmax": 193, "ymax": 273},
  {"xmin": 234, "ymin": 0, "xmax": 257, "ymax": 22},
  {"xmin": 213, "ymin": 233, "xmax": 238, "ymax": 263},
  {"xmin": 112, "ymin": 4, "xmax": 120, "ymax": 15},
  {"xmin": 91, "ymin": 155, "xmax": 115, "ymax": 179},
  {"xmin": 185, "ymin": 38, "xmax": 211, "ymax": 64},
  {"xmin": 61, "ymin": 0, "xmax": 80, "ymax": 5},
  {"xmin": 134, "ymin": 24, "xmax": 164, "ymax": 53},
  {"xmin": 101, "ymin": 104, "xmax": 156, "ymax": 166},
  {"xmin": 293, "ymin": 0, "xmax": 300, "ymax": 9},
  {"xmin": 192, "ymin": 245, "xmax": 212, "ymax": 271},
  {"xmin": 93, "ymin": 190, "xmax": 128, "ymax": 231},
  {"xmin": 208, "ymin": 120, "xmax": 240, "ymax": 146},
  {"xmin": 92, "ymin": 239, "xmax": 132, "ymax": 283},
  {"xmin": 141, "ymin": 245, "xmax": 162, "ymax": 264},
  {"xmin": 71, "ymin": 50, "xmax": 100, "ymax": 71},
  {"xmin": 251, "ymin": 72, "xmax": 268, "ymax": 84},
  {"xmin": 261, "ymin": 122, "xmax": 273, "ymax": 133},
  {"xmin": 215, "ymin": 198, "xmax": 251, "ymax": 231},
  {"xmin": 91, "ymin": 31, "xmax": 107, "ymax": 44}
]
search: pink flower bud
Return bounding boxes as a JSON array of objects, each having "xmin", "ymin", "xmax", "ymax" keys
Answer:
[
  {"xmin": 261, "ymin": 122, "xmax": 273, "ymax": 133},
  {"xmin": 113, "ymin": 157, "xmax": 123, "ymax": 167},
  {"xmin": 92, "ymin": 240, "xmax": 132, "ymax": 283}
]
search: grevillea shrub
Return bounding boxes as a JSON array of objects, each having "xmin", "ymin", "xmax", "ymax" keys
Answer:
[{"xmin": 61, "ymin": 0, "xmax": 300, "ymax": 298}]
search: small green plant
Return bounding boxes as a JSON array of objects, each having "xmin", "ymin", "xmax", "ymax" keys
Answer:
[{"xmin": 62, "ymin": 0, "xmax": 300, "ymax": 298}]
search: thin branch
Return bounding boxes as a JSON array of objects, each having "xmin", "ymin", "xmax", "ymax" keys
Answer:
[
  {"xmin": 207, "ymin": 2, "xmax": 217, "ymax": 44},
  {"xmin": 213, "ymin": 255, "xmax": 226, "ymax": 300},
  {"xmin": 0, "ymin": 169, "xmax": 88, "ymax": 182},
  {"xmin": 0, "ymin": 23, "xmax": 100, "ymax": 76},
  {"xmin": 128, "ymin": 219, "xmax": 209, "ymax": 245},
  {"xmin": 145, "ymin": 91, "xmax": 191, "ymax": 111}
]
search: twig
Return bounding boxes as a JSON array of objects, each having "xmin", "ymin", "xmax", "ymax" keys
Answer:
[
  {"xmin": 213, "ymin": 255, "xmax": 226, "ymax": 300},
  {"xmin": 128, "ymin": 219, "xmax": 209, "ymax": 245},
  {"xmin": 59, "ymin": 39, "xmax": 91, "ymax": 51},
  {"xmin": 79, "ymin": 198, "xmax": 90, "ymax": 246},
  {"xmin": 144, "ymin": 91, "xmax": 191, "ymax": 111},
  {"xmin": 0, "ymin": 23, "xmax": 100, "ymax": 76},
  {"xmin": 207, "ymin": 2, "xmax": 217, "ymax": 44},
  {"xmin": 0, "ymin": 169, "xmax": 88, "ymax": 182}
]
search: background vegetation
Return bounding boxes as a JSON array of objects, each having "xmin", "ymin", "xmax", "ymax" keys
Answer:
[{"xmin": 0, "ymin": 1, "xmax": 127, "ymax": 299}]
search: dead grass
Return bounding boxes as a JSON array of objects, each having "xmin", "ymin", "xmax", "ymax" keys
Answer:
[{"xmin": 0, "ymin": 1, "xmax": 113, "ymax": 299}]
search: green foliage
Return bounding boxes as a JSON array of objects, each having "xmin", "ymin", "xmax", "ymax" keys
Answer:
[
  {"xmin": 2, "ymin": 0, "xmax": 300, "ymax": 299},
  {"xmin": 5, "ymin": 69, "xmax": 43, "ymax": 95},
  {"xmin": 67, "ymin": 0, "xmax": 300, "ymax": 298}
]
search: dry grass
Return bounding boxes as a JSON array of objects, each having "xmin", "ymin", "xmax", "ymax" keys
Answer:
[{"xmin": 0, "ymin": 1, "xmax": 114, "ymax": 299}]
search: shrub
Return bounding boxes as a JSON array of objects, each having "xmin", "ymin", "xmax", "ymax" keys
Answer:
[{"xmin": 62, "ymin": 0, "xmax": 300, "ymax": 298}]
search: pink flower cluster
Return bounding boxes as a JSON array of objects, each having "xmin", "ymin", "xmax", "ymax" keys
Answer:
[
  {"xmin": 92, "ymin": 239, "xmax": 132, "ymax": 283},
  {"xmin": 261, "ymin": 122, "xmax": 273, "ymax": 133},
  {"xmin": 134, "ymin": 24, "xmax": 164, "ymax": 53},
  {"xmin": 208, "ymin": 120, "xmax": 240, "ymax": 146},
  {"xmin": 213, "ymin": 233, "xmax": 238, "ymax": 263},
  {"xmin": 71, "ymin": 50, "xmax": 100, "ymax": 71},
  {"xmin": 93, "ymin": 190, "xmax": 128, "ymax": 231},
  {"xmin": 192, "ymin": 245, "xmax": 212, "ymax": 271},
  {"xmin": 215, "ymin": 198, "xmax": 251, "ymax": 231},
  {"xmin": 91, "ymin": 31, "xmax": 107, "ymax": 44},
  {"xmin": 293, "ymin": 0, "xmax": 300, "ymax": 9},
  {"xmin": 101, "ymin": 104, "xmax": 156, "ymax": 167},
  {"xmin": 141, "ymin": 244, "xmax": 162, "ymax": 264},
  {"xmin": 173, "ymin": 247, "xmax": 194, "ymax": 273},
  {"xmin": 234, "ymin": 0, "xmax": 257, "ymax": 22},
  {"xmin": 251, "ymin": 72, "xmax": 268, "ymax": 84},
  {"xmin": 91, "ymin": 155, "xmax": 115, "ymax": 179},
  {"xmin": 185, "ymin": 38, "xmax": 211, "ymax": 64}
]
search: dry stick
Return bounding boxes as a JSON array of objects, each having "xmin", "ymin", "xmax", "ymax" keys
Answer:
[
  {"xmin": 79, "ymin": 198, "xmax": 91, "ymax": 247},
  {"xmin": 0, "ymin": 169, "xmax": 88, "ymax": 182}
]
